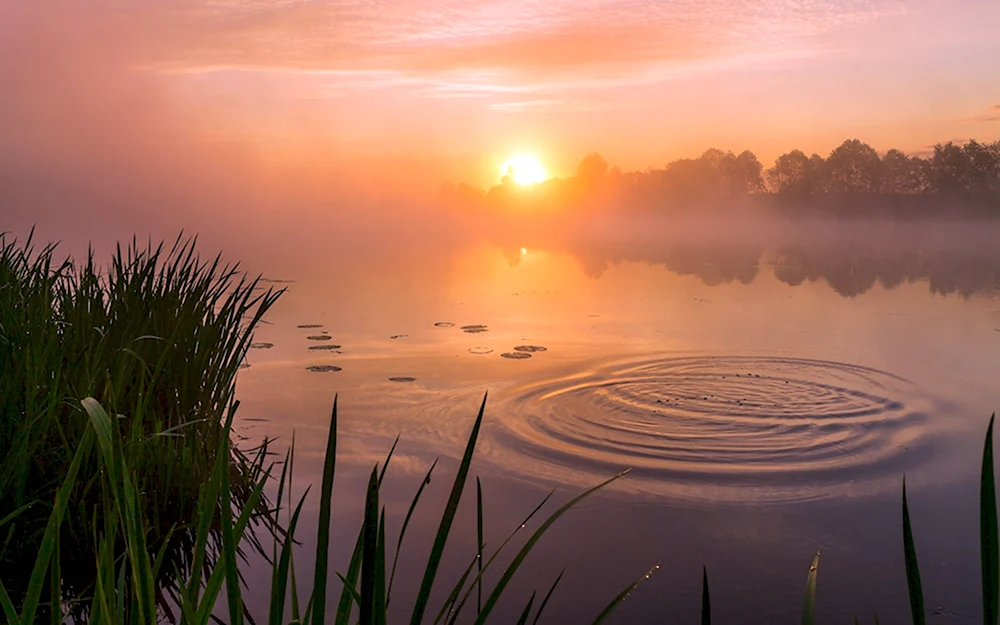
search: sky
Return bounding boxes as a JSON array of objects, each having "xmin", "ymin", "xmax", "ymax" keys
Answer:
[{"xmin": 1, "ymin": 0, "xmax": 999, "ymax": 236}]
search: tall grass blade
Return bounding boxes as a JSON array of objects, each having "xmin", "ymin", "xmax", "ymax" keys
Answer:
[
  {"xmin": 219, "ymin": 409, "xmax": 244, "ymax": 625},
  {"xmin": 312, "ymin": 396, "xmax": 339, "ymax": 625},
  {"xmin": 387, "ymin": 460, "xmax": 438, "ymax": 608},
  {"xmin": 701, "ymin": 566, "xmax": 711, "ymax": 625},
  {"xmin": 0, "ymin": 581, "xmax": 20, "ymax": 625},
  {"xmin": 515, "ymin": 592, "xmax": 536, "ymax": 625},
  {"xmin": 902, "ymin": 478, "xmax": 925, "ymax": 625},
  {"xmin": 434, "ymin": 553, "xmax": 481, "ymax": 625},
  {"xmin": 476, "ymin": 477, "xmax": 484, "ymax": 617},
  {"xmin": 336, "ymin": 573, "xmax": 364, "ymax": 608},
  {"xmin": 474, "ymin": 469, "xmax": 632, "ymax": 625},
  {"xmin": 409, "ymin": 393, "xmax": 487, "ymax": 625},
  {"xmin": 802, "ymin": 551, "xmax": 821, "ymax": 625},
  {"xmin": 379, "ymin": 436, "xmax": 400, "ymax": 487},
  {"xmin": 589, "ymin": 563, "xmax": 660, "ymax": 625},
  {"xmin": 269, "ymin": 491, "xmax": 310, "ymax": 625},
  {"xmin": 984, "ymin": 414, "xmax": 999, "ymax": 625},
  {"xmin": 375, "ymin": 509, "xmax": 387, "ymax": 625},
  {"xmin": 19, "ymin": 422, "xmax": 93, "ymax": 625},
  {"xmin": 335, "ymin": 527, "xmax": 365, "ymax": 625},
  {"xmin": 360, "ymin": 468, "xmax": 380, "ymax": 625},
  {"xmin": 531, "ymin": 570, "xmax": 564, "ymax": 625},
  {"xmin": 447, "ymin": 491, "xmax": 557, "ymax": 625},
  {"xmin": 49, "ymin": 520, "xmax": 61, "ymax": 625}
]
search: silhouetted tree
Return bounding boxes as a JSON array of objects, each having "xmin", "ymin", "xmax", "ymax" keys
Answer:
[
  {"xmin": 930, "ymin": 142, "xmax": 969, "ymax": 195},
  {"xmin": 881, "ymin": 149, "xmax": 932, "ymax": 194},
  {"xmin": 826, "ymin": 139, "xmax": 882, "ymax": 194},
  {"xmin": 808, "ymin": 154, "xmax": 829, "ymax": 194},
  {"xmin": 732, "ymin": 150, "xmax": 766, "ymax": 194},
  {"xmin": 767, "ymin": 150, "xmax": 824, "ymax": 196},
  {"xmin": 576, "ymin": 153, "xmax": 609, "ymax": 181},
  {"xmin": 931, "ymin": 140, "xmax": 1000, "ymax": 202}
]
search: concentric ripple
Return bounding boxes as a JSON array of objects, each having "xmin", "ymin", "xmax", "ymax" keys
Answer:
[{"xmin": 495, "ymin": 356, "xmax": 934, "ymax": 502}]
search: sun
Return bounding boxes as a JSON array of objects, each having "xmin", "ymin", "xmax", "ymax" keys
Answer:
[{"xmin": 501, "ymin": 154, "xmax": 547, "ymax": 185}]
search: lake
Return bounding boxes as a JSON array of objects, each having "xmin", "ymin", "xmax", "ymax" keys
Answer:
[{"xmin": 222, "ymin": 216, "xmax": 999, "ymax": 623}]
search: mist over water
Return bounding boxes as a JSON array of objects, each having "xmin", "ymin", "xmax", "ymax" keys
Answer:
[
  {"xmin": 154, "ymin": 210, "xmax": 992, "ymax": 622},
  {"xmin": 6, "ymin": 190, "xmax": 1000, "ymax": 621}
]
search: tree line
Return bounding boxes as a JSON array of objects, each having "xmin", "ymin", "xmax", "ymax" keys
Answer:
[
  {"xmin": 442, "ymin": 138, "xmax": 1000, "ymax": 216},
  {"xmin": 625, "ymin": 138, "xmax": 1000, "ymax": 208}
]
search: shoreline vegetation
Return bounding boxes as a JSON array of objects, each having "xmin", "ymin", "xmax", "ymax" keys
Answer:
[
  {"xmin": 1, "ymin": 233, "xmax": 998, "ymax": 624},
  {"xmin": 0, "ymin": 232, "xmax": 281, "ymax": 618},
  {"xmin": 441, "ymin": 138, "xmax": 1000, "ymax": 218}
]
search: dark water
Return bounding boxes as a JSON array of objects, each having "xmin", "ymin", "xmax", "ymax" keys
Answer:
[{"xmin": 229, "ymin": 220, "xmax": 997, "ymax": 623}]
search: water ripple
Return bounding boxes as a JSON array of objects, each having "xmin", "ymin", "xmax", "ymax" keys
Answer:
[{"xmin": 492, "ymin": 356, "xmax": 935, "ymax": 503}]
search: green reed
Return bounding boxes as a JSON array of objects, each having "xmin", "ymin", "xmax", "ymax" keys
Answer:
[
  {"xmin": 6, "ymin": 388, "xmax": 1000, "ymax": 624},
  {"xmin": 0, "ymin": 231, "xmax": 280, "ymax": 615},
  {"xmin": 900, "ymin": 414, "xmax": 999, "ymax": 625},
  {"xmin": 0, "ymin": 393, "xmax": 653, "ymax": 624}
]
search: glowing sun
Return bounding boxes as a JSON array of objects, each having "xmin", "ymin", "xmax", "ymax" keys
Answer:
[{"xmin": 501, "ymin": 154, "xmax": 547, "ymax": 185}]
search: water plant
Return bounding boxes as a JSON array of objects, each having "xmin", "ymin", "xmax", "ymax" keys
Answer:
[
  {"xmin": 900, "ymin": 414, "xmax": 999, "ymax": 625},
  {"xmin": 0, "ymin": 393, "xmax": 656, "ymax": 624},
  {"xmin": 0, "ymin": 231, "xmax": 280, "ymax": 614}
]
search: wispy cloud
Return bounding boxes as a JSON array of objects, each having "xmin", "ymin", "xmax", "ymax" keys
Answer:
[
  {"xmin": 3, "ymin": 0, "xmax": 910, "ymax": 80},
  {"xmin": 971, "ymin": 105, "xmax": 1000, "ymax": 123},
  {"xmin": 489, "ymin": 99, "xmax": 563, "ymax": 111}
]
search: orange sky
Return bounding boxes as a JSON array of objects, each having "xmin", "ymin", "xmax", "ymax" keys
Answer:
[{"xmin": 1, "ymin": 0, "xmax": 998, "ymax": 208}]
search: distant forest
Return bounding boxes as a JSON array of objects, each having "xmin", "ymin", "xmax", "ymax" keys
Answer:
[{"xmin": 443, "ymin": 139, "xmax": 1000, "ymax": 217}]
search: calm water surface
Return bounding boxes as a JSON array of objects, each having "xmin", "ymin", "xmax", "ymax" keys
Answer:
[{"xmin": 232, "ymin": 221, "xmax": 1000, "ymax": 623}]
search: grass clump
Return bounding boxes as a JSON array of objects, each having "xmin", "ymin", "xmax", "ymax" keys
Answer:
[
  {"xmin": 0, "ymin": 231, "xmax": 281, "ymax": 616},
  {"xmin": 0, "ymin": 394, "xmax": 654, "ymax": 624}
]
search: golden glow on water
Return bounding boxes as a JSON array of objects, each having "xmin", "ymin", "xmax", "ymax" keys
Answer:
[{"xmin": 237, "ymin": 231, "xmax": 999, "ymax": 499}]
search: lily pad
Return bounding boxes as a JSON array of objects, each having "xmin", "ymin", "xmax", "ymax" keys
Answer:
[
  {"xmin": 461, "ymin": 324, "xmax": 489, "ymax": 334},
  {"xmin": 513, "ymin": 345, "xmax": 547, "ymax": 353},
  {"xmin": 434, "ymin": 322, "xmax": 455, "ymax": 328},
  {"xmin": 250, "ymin": 342, "xmax": 274, "ymax": 349},
  {"xmin": 308, "ymin": 344, "xmax": 342, "ymax": 350},
  {"xmin": 390, "ymin": 334, "xmax": 407, "ymax": 339},
  {"xmin": 500, "ymin": 352, "xmax": 532, "ymax": 360},
  {"xmin": 307, "ymin": 335, "xmax": 332, "ymax": 341},
  {"xmin": 297, "ymin": 324, "xmax": 323, "ymax": 329},
  {"xmin": 306, "ymin": 365, "xmax": 342, "ymax": 373},
  {"xmin": 468, "ymin": 347, "xmax": 493, "ymax": 355},
  {"xmin": 388, "ymin": 376, "xmax": 417, "ymax": 383}
]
